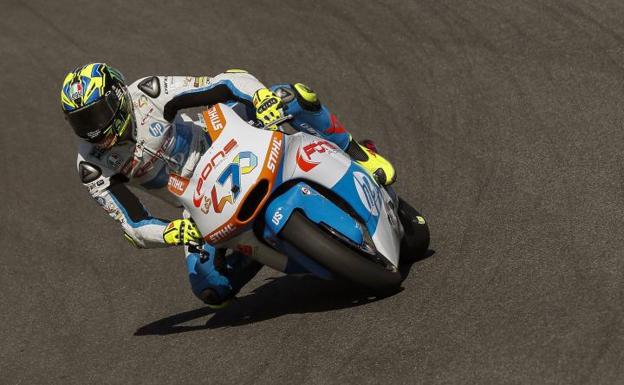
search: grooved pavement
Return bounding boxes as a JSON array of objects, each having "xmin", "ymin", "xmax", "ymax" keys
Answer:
[{"xmin": 1, "ymin": 1, "xmax": 623, "ymax": 384}]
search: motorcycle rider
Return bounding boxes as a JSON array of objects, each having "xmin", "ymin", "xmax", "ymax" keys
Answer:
[{"xmin": 61, "ymin": 63, "xmax": 396, "ymax": 307}]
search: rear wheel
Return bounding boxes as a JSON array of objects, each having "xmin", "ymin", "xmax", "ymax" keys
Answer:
[
  {"xmin": 280, "ymin": 211, "xmax": 402, "ymax": 289},
  {"xmin": 398, "ymin": 197, "xmax": 430, "ymax": 262}
]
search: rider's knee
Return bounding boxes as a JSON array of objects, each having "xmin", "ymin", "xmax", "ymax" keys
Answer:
[
  {"xmin": 197, "ymin": 287, "xmax": 231, "ymax": 308},
  {"xmin": 189, "ymin": 272, "xmax": 232, "ymax": 305},
  {"xmin": 186, "ymin": 252, "xmax": 232, "ymax": 305}
]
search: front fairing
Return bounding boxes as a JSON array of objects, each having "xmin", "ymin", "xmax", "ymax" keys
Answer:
[{"xmin": 278, "ymin": 133, "xmax": 403, "ymax": 267}]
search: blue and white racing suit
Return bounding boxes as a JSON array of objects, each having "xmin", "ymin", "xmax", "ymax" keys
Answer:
[{"xmin": 76, "ymin": 70, "xmax": 351, "ymax": 303}]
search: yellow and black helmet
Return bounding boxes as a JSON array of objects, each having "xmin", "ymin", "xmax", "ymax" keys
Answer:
[{"xmin": 61, "ymin": 63, "xmax": 132, "ymax": 145}]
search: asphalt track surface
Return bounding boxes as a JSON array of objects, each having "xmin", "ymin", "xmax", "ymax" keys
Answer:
[{"xmin": 2, "ymin": 0, "xmax": 624, "ymax": 384}]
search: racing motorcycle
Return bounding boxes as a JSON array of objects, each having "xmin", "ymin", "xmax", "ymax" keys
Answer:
[{"xmin": 140, "ymin": 103, "xmax": 430, "ymax": 289}]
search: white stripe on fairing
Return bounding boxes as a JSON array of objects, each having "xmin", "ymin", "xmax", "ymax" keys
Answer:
[{"xmin": 371, "ymin": 190, "xmax": 401, "ymax": 267}]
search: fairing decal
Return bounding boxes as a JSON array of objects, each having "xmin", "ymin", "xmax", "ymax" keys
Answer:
[{"xmin": 180, "ymin": 104, "xmax": 282, "ymax": 245}]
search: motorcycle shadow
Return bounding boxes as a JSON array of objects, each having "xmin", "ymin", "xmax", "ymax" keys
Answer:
[{"xmin": 134, "ymin": 249, "xmax": 435, "ymax": 336}]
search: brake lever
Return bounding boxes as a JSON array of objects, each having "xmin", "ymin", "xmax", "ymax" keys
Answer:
[{"xmin": 260, "ymin": 114, "xmax": 294, "ymax": 131}]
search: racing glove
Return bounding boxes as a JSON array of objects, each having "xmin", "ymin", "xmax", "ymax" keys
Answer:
[
  {"xmin": 163, "ymin": 219, "xmax": 203, "ymax": 246},
  {"xmin": 253, "ymin": 88, "xmax": 283, "ymax": 130}
]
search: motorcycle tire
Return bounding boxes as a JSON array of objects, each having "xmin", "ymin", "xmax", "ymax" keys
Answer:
[
  {"xmin": 398, "ymin": 197, "xmax": 430, "ymax": 262},
  {"xmin": 280, "ymin": 210, "xmax": 402, "ymax": 289}
]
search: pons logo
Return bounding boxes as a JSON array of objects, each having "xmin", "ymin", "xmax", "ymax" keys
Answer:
[{"xmin": 192, "ymin": 138, "xmax": 238, "ymax": 207}]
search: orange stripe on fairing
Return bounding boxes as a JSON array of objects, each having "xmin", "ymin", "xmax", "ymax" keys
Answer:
[
  {"xmin": 204, "ymin": 131, "xmax": 284, "ymax": 245},
  {"xmin": 238, "ymin": 131, "xmax": 283, "ymax": 224},
  {"xmin": 202, "ymin": 104, "xmax": 227, "ymax": 142}
]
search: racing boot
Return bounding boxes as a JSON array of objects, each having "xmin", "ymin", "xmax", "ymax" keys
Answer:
[
  {"xmin": 195, "ymin": 249, "xmax": 263, "ymax": 310},
  {"xmin": 346, "ymin": 137, "xmax": 396, "ymax": 186},
  {"xmin": 191, "ymin": 248, "xmax": 233, "ymax": 310}
]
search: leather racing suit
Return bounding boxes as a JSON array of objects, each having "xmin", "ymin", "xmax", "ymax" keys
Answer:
[{"xmin": 76, "ymin": 70, "xmax": 354, "ymax": 304}]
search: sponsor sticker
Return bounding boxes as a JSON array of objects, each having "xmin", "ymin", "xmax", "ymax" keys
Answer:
[
  {"xmin": 267, "ymin": 135, "xmax": 282, "ymax": 173},
  {"xmin": 353, "ymin": 171, "xmax": 381, "ymax": 216},
  {"xmin": 208, "ymin": 223, "xmax": 237, "ymax": 243},
  {"xmin": 107, "ymin": 152, "xmax": 123, "ymax": 170},
  {"xmin": 133, "ymin": 95, "xmax": 148, "ymax": 108},
  {"xmin": 296, "ymin": 139, "xmax": 337, "ymax": 172},
  {"xmin": 70, "ymin": 81, "xmax": 83, "ymax": 100},
  {"xmin": 140, "ymin": 107, "xmax": 155, "ymax": 126},
  {"xmin": 272, "ymin": 207, "xmax": 284, "ymax": 226},
  {"xmin": 193, "ymin": 76, "xmax": 209, "ymax": 88},
  {"xmin": 163, "ymin": 77, "xmax": 171, "ymax": 94},
  {"xmin": 149, "ymin": 122, "xmax": 165, "ymax": 137},
  {"xmin": 203, "ymin": 105, "xmax": 227, "ymax": 141},
  {"xmin": 197, "ymin": 151, "xmax": 257, "ymax": 214},
  {"xmin": 95, "ymin": 195, "xmax": 120, "ymax": 217},
  {"xmin": 168, "ymin": 173, "xmax": 190, "ymax": 196}
]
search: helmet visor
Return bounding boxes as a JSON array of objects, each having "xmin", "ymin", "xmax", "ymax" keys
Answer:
[{"xmin": 66, "ymin": 88, "xmax": 122, "ymax": 142}]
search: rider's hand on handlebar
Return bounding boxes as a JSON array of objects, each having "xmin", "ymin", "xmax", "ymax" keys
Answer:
[
  {"xmin": 253, "ymin": 88, "xmax": 283, "ymax": 130},
  {"xmin": 163, "ymin": 219, "xmax": 203, "ymax": 246}
]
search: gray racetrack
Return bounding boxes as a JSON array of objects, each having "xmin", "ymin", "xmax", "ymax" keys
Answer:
[{"xmin": 2, "ymin": 0, "xmax": 624, "ymax": 383}]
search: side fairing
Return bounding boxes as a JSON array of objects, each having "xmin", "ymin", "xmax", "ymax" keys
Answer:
[
  {"xmin": 177, "ymin": 104, "xmax": 282, "ymax": 244},
  {"xmin": 281, "ymin": 133, "xmax": 353, "ymax": 187},
  {"xmin": 281, "ymin": 133, "xmax": 402, "ymax": 266}
]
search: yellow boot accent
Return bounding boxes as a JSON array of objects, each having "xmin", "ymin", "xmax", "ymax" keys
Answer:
[
  {"xmin": 293, "ymin": 83, "xmax": 318, "ymax": 104},
  {"xmin": 347, "ymin": 139, "xmax": 396, "ymax": 186}
]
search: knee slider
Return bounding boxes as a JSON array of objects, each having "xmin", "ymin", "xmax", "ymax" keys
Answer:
[
  {"xmin": 198, "ymin": 287, "xmax": 226, "ymax": 306},
  {"xmin": 292, "ymin": 83, "xmax": 321, "ymax": 111},
  {"xmin": 123, "ymin": 232, "xmax": 141, "ymax": 248}
]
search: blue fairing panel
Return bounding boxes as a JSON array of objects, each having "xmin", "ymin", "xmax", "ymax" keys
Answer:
[
  {"xmin": 263, "ymin": 182, "xmax": 364, "ymax": 246},
  {"xmin": 262, "ymin": 181, "xmax": 364, "ymax": 279},
  {"xmin": 329, "ymin": 163, "xmax": 383, "ymax": 237}
]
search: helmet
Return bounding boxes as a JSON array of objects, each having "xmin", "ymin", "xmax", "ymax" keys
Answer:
[{"xmin": 61, "ymin": 63, "xmax": 132, "ymax": 147}]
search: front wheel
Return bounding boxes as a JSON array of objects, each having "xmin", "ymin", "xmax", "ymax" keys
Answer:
[
  {"xmin": 280, "ymin": 211, "xmax": 402, "ymax": 289},
  {"xmin": 398, "ymin": 197, "xmax": 430, "ymax": 262}
]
